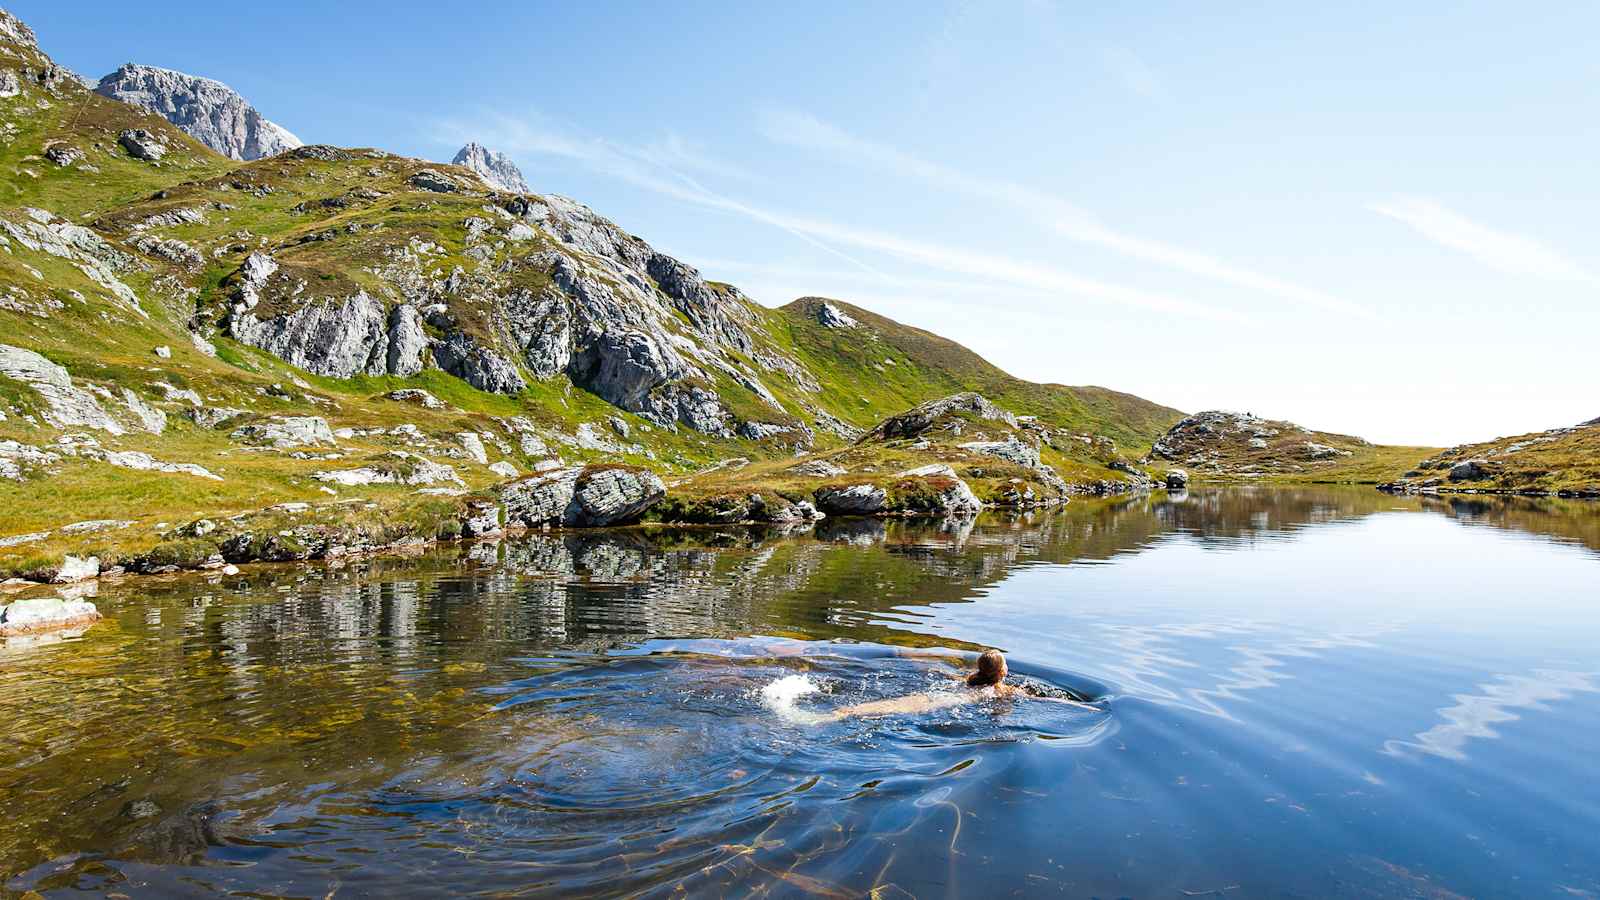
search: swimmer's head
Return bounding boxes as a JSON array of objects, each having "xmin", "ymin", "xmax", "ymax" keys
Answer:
[{"xmin": 966, "ymin": 649, "xmax": 1008, "ymax": 687}]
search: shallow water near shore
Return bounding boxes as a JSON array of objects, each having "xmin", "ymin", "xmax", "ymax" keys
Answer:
[{"xmin": 2, "ymin": 486, "xmax": 1599, "ymax": 897}]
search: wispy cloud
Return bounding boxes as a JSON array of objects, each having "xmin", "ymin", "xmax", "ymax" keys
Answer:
[
  {"xmin": 1371, "ymin": 197, "xmax": 1600, "ymax": 284},
  {"xmin": 1100, "ymin": 46, "xmax": 1168, "ymax": 102},
  {"xmin": 759, "ymin": 110, "xmax": 1372, "ymax": 318},
  {"xmin": 433, "ymin": 111, "xmax": 1250, "ymax": 323}
]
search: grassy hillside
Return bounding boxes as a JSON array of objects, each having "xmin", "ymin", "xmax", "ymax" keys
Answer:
[
  {"xmin": 1381, "ymin": 419, "xmax": 1600, "ymax": 496},
  {"xmin": 772, "ymin": 297, "xmax": 1182, "ymax": 450}
]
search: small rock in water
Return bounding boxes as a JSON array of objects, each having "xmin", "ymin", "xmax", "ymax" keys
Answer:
[
  {"xmin": 51, "ymin": 555, "xmax": 100, "ymax": 584},
  {"xmin": 0, "ymin": 593, "xmax": 101, "ymax": 635}
]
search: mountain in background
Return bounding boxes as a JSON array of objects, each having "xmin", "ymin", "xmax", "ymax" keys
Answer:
[
  {"xmin": 95, "ymin": 62, "xmax": 301, "ymax": 160},
  {"xmin": 452, "ymin": 142, "xmax": 529, "ymax": 193},
  {"xmin": 0, "ymin": 5, "xmax": 1205, "ymax": 577}
]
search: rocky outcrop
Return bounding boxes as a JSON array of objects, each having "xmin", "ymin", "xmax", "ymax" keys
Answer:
[
  {"xmin": 223, "ymin": 252, "xmax": 429, "ymax": 380},
  {"xmin": 813, "ymin": 483, "xmax": 888, "ymax": 516},
  {"xmin": 813, "ymin": 301, "xmax": 857, "ymax": 328},
  {"xmin": 96, "ymin": 63, "xmax": 302, "ymax": 160},
  {"xmin": 313, "ymin": 452, "xmax": 461, "ymax": 487},
  {"xmin": 960, "ymin": 437, "xmax": 1072, "ymax": 495},
  {"xmin": 865, "ymin": 393, "xmax": 1019, "ymax": 442},
  {"xmin": 408, "ymin": 169, "xmax": 465, "ymax": 193},
  {"xmin": 1151, "ymin": 410, "xmax": 1369, "ymax": 478},
  {"xmin": 230, "ymin": 416, "xmax": 335, "ymax": 448},
  {"xmin": 498, "ymin": 465, "xmax": 666, "ymax": 527},
  {"xmin": 0, "ymin": 344, "xmax": 126, "ymax": 433},
  {"xmin": 1448, "ymin": 459, "xmax": 1495, "ymax": 482},
  {"xmin": 0, "ymin": 7, "xmax": 38, "ymax": 49},
  {"xmin": 385, "ymin": 389, "xmax": 445, "ymax": 410},
  {"xmin": 453, "ymin": 142, "xmax": 530, "ymax": 193},
  {"xmin": 117, "ymin": 128, "xmax": 169, "ymax": 161},
  {"xmin": 432, "ymin": 332, "xmax": 527, "ymax": 394},
  {"xmin": 894, "ymin": 464, "xmax": 983, "ymax": 516}
]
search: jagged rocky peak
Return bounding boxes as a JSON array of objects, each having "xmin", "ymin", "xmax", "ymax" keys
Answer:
[
  {"xmin": 453, "ymin": 142, "xmax": 530, "ymax": 193},
  {"xmin": 95, "ymin": 63, "xmax": 302, "ymax": 160}
]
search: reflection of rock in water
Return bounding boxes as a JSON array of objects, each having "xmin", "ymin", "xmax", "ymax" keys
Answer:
[{"xmin": 816, "ymin": 517, "xmax": 887, "ymax": 545}]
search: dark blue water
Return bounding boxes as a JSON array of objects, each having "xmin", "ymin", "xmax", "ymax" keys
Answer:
[{"xmin": 2, "ymin": 488, "xmax": 1597, "ymax": 897}]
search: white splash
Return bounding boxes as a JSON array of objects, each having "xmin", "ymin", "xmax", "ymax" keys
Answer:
[{"xmin": 760, "ymin": 674, "xmax": 829, "ymax": 725}]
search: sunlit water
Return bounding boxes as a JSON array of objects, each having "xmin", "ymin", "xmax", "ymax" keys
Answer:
[{"xmin": 2, "ymin": 488, "xmax": 1598, "ymax": 897}]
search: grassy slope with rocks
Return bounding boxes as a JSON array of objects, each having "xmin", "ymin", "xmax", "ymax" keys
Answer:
[
  {"xmin": 0, "ymin": 8, "xmax": 1187, "ymax": 581},
  {"xmin": 1379, "ymin": 418, "xmax": 1600, "ymax": 496},
  {"xmin": 1147, "ymin": 410, "xmax": 1434, "ymax": 485}
]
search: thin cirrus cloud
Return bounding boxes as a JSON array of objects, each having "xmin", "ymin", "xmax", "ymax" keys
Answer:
[
  {"xmin": 1371, "ymin": 197, "xmax": 1600, "ymax": 285},
  {"xmin": 1099, "ymin": 46, "xmax": 1169, "ymax": 102},
  {"xmin": 758, "ymin": 110, "xmax": 1373, "ymax": 319},
  {"xmin": 432, "ymin": 111, "xmax": 1250, "ymax": 323}
]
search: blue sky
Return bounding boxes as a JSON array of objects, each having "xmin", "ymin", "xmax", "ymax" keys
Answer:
[{"xmin": 19, "ymin": 1, "xmax": 1600, "ymax": 445}]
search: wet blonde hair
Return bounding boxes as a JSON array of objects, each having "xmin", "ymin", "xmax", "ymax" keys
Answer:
[{"xmin": 966, "ymin": 649, "xmax": 1007, "ymax": 687}]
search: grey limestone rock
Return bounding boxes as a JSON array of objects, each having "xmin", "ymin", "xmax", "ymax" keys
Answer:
[
  {"xmin": 813, "ymin": 483, "xmax": 888, "ymax": 516},
  {"xmin": 230, "ymin": 415, "xmax": 335, "ymax": 448},
  {"xmin": 96, "ymin": 63, "xmax": 302, "ymax": 161},
  {"xmin": 498, "ymin": 465, "xmax": 666, "ymax": 528},
  {"xmin": 117, "ymin": 128, "xmax": 168, "ymax": 161}
]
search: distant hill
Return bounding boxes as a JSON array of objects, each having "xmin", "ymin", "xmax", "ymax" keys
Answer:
[
  {"xmin": 1149, "ymin": 410, "xmax": 1432, "ymax": 484},
  {"xmin": 1381, "ymin": 419, "xmax": 1600, "ymax": 497}
]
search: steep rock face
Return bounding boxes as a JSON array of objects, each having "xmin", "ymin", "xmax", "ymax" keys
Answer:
[
  {"xmin": 452, "ymin": 142, "xmax": 530, "ymax": 193},
  {"xmin": 95, "ymin": 63, "xmax": 301, "ymax": 160},
  {"xmin": 210, "ymin": 183, "xmax": 798, "ymax": 436}
]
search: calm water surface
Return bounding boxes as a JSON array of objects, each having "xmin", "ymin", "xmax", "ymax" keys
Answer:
[{"xmin": 2, "ymin": 487, "xmax": 1598, "ymax": 897}]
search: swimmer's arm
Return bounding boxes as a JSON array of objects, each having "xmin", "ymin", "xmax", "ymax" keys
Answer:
[{"xmin": 827, "ymin": 691, "xmax": 971, "ymax": 720}]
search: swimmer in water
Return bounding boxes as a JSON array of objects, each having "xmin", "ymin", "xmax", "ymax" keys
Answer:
[{"xmin": 825, "ymin": 650, "xmax": 1102, "ymax": 720}]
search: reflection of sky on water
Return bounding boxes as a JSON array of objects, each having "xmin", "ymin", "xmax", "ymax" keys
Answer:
[{"xmin": 1384, "ymin": 669, "xmax": 1599, "ymax": 761}]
